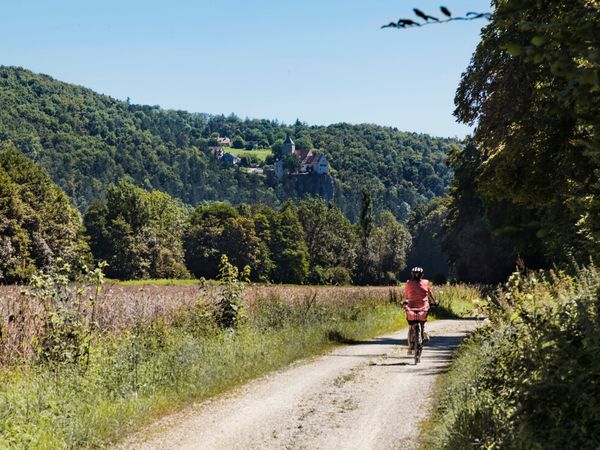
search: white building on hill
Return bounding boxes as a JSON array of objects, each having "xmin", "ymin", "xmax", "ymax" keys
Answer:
[{"xmin": 274, "ymin": 136, "xmax": 329, "ymax": 180}]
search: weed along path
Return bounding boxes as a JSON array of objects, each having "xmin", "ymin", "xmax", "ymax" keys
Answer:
[{"xmin": 121, "ymin": 319, "xmax": 480, "ymax": 450}]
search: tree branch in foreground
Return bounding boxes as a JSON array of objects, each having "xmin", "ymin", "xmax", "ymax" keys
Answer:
[{"xmin": 382, "ymin": 7, "xmax": 491, "ymax": 29}]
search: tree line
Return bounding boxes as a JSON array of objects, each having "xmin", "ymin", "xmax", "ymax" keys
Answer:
[
  {"xmin": 440, "ymin": 0, "xmax": 598, "ymax": 282},
  {"xmin": 0, "ymin": 142, "xmax": 412, "ymax": 285},
  {"xmin": 86, "ymin": 183, "xmax": 411, "ymax": 284}
]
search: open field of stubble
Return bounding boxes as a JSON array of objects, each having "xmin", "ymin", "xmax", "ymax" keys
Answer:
[{"xmin": 0, "ymin": 283, "xmax": 402, "ymax": 361}]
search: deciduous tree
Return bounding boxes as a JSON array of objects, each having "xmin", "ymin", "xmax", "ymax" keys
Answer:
[
  {"xmin": 0, "ymin": 142, "xmax": 90, "ymax": 283},
  {"xmin": 297, "ymin": 197, "xmax": 358, "ymax": 282},
  {"xmin": 85, "ymin": 181, "xmax": 189, "ymax": 279},
  {"xmin": 269, "ymin": 203, "xmax": 309, "ymax": 284},
  {"xmin": 454, "ymin": 0, "xmax": 599, "ymax": 266}
]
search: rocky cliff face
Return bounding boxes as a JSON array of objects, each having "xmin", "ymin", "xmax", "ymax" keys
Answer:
[{"xmin": 290, "ymin": 173, "xmax": 335, "ymax": 201}]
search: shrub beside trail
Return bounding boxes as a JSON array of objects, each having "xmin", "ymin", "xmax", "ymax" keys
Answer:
[{"xmin": 422, "ymin": 267, "xmax": 600, "ymax": 450}]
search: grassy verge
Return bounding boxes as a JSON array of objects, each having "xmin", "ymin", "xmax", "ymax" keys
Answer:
[
  {"xmin": 420, "ymin": 267, "xmax": 600, "ymax": 449},
  {"xmin": 430, "ymin": 284, "xmax": 483, "ymax": 319},
  {"xmin": 0, "ymin": 295, "xmax": 405, "ymax": 448}
]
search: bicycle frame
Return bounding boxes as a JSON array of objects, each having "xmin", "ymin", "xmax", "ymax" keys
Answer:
[
  {"xmin": 404, "ymin": 303, "xmax": 428, "ymax": 365},
  {"xmin": 409, "ymin": 321, "xmax": 424, "ymax": 364}
]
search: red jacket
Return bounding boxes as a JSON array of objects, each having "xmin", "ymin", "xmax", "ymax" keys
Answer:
[{"xmin": 403, "ymin": 279, "xmax": 432, "ymax": 311}]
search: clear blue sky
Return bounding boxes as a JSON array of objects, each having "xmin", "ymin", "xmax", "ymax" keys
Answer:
[{"xmin": 2, "ymin": 0, "xmax": 489, "ymax": 137}]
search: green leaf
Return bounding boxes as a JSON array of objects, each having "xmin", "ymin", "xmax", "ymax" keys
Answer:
[
  {"xmin": 519, "ymin": 21, "xmax": 533, "ymax": 31},
  {"xmin": 531, "ymin": 36, "xmax": 545, "ymax": 47},
  {"xmin": 504, "ymin": 43, "xmax": 522, "ymax": 57}
]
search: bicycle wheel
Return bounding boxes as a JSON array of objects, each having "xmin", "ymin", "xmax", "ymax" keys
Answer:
[{"xmin": 414, "ymin": 323, "xmax": 422, "ymax": 365}]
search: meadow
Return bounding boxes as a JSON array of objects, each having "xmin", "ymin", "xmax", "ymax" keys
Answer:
[
  {"xmin": 0, "ymin": 282, "xmax": 404, "ymax": 362},
  {"xmin": 225, "ymin": 147, "xmax": 272, "ymax": 162}
]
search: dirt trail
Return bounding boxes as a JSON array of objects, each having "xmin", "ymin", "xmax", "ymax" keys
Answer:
[{"xmin": 120, "ymin": 319, "xmax": 480, "ymax": 450}]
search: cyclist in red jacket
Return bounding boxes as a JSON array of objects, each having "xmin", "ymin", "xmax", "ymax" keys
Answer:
[{"xmin": 403, "ymin": 267, "xmax": 437, "ymax": 355}]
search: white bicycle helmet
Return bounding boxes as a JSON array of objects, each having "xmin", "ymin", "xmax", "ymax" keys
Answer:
[{"xmin": 411, "ymin": 267, "xmax": 424, "ymax": 278}]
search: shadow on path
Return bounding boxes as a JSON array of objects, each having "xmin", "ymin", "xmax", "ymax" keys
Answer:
[
  {"xmin": 371, "ymin": 362, "xmax": 411, "ymax": 367},
  {"xmin": 327, "ymin": 324, "xmax": 475, "ymax": 374}
]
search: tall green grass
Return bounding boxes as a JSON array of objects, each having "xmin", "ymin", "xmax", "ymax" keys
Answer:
[
  {"xmin": 0, "ymin": 278, "xmax": 482, "ymax": 449},
  {"xmin": 431, "ymin": 284, "xmax": 484, "ymax": 319},
  {"xmin": 0, "ymin": 295, "xmax": 404, "ymax": 448},
  {"xmin": 422, "ymin": 267, "xmax": 600, "ymax": 449}
]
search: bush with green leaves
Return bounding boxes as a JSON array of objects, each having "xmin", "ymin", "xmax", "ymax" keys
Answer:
[
  {"xmin": 19, "ymin": 261, "xmax": 105, "ymax": 366},
  {"xmin": 321, "ymin": 266, "xmax": 353, "ymax": 286},
  {"xmin": 212, "ymin": 255, "xmax": 250, "ymax": 329},
  {"xmin": 424, "ymin": 266, "xmax": 600, "ymax": 449}
]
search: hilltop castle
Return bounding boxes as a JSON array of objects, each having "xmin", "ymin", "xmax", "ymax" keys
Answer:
[{"xmin": 274, "ymin": 136, "xmax": 329, "ymax": 180}]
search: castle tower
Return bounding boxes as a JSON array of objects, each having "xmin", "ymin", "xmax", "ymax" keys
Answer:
[{"xmin": 282, "ymin": 135, "xmax": 295, "ymax": 157}]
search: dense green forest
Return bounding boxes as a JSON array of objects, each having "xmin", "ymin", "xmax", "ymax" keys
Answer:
[
  {"xmin": 0, "ymin": 148, "xmax": 411, "ymax": 284},
  {"xmin": 84, "ymin": 182, "xmax": 410, "ymax": 284},
  {"xmin": 0, "ymin": 66, "xmax": 455, "ymax": 221}
]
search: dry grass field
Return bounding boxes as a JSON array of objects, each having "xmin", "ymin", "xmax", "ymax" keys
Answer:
[
  {"xmin": 0, "ymin": 283, "xmax": 403, "ymax": 364},
  {"xmin": 0, "ymin": 280, "xmax": 478, "ymax": 365}
]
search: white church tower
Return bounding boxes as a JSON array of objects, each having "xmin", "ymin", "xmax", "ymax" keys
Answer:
[{"xmin": 282, "ymin": 135, "xmax": 295, "ymax": 156}]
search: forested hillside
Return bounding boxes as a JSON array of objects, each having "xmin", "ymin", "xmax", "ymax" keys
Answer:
[
  {"xmin": 0, "ymin": 67, "xmax": 278, "ymax": 210},
  {"xmin": 0, "ymin": 144, "xmax": 411, "ymax": 284},
  {"xmin": 0, "ymin": 66, "xmax": 455, "ymax": 220}
]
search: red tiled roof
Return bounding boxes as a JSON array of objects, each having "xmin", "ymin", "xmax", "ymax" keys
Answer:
[
  {"xmin": 304, "ymin": 153, "xmax": 321, "ymax": 165},
  {"xmin": 294, "ymin": 148, "xmax": 312, "ymax": 161},
  {"xmin": 292, "ymin": 149, "xmax": 327, "ymax": 167}
]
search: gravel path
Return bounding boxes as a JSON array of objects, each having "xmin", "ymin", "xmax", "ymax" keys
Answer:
[{"xmin": 119, "ymin": 319, "xmax": 480, "ymax": 450}]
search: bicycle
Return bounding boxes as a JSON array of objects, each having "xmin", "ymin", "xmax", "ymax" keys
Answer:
[
  {"xmin": 408, "ymin": 320, "xmax": 424, "ymax": 365},
  {"xmin": 403, "ymin": 302, "xmax": 431, "ymax": 365}
]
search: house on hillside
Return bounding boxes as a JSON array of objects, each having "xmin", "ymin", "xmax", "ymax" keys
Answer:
[
  {"xmin": 222, "ymin": 152, "xmax": 241, "ymax": 166},
  {"xmin": 217, "ymin": 136, "xmax": 231, "ymax": 146},
  {"xmin": 274, "ymin": 136, "xmax": 329, "ymax": 180}
]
